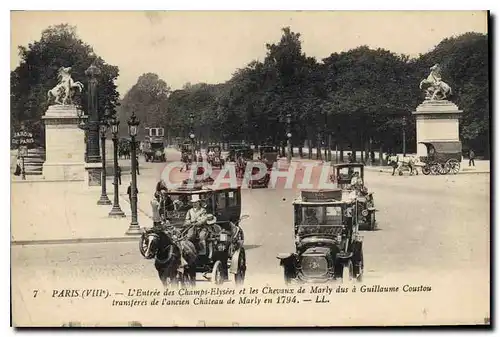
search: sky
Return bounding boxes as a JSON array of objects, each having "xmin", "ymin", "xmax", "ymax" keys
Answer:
[{"xmin": 10, "ymin": 11, "xmax": 488, "ymax": 97}]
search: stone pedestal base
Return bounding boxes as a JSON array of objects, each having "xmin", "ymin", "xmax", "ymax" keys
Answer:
[
  {"xmin": 412, "ymin": 100, "xmax": 463, "ymax": 157},
  {"xmin": 85, "ymin": 162, "xmax": 103, "ymax": 187},
  {"xmin": 43, "ymin": 162, "xmax": 85, "ymax": 181},
  {"xmin": 42, "ymin": 105, "xmax": 86, "ymax": 181}
]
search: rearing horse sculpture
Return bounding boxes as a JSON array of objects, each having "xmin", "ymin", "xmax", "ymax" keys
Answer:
[
  {"xmin": 419, "ymin": 63, "xmax": 452, "ymax": 100},
  {"xmin": 47, "ymin": 67, "xmax": 84, "ymax": 105}
]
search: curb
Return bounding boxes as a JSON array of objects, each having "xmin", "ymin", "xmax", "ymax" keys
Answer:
[
  {"xmin": 364, "ymin": 167, "xmax": 490, "ymax": 175},
  {"xmin": 11, "ymin": 236, "xmax": 141, "ymax": 246}
]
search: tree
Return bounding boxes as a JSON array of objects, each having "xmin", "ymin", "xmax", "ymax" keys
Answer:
[
  {"xmin": 118, "ymin": 73, "xmax": 171, "ymax": 138},
  {"xmin": 418, "ymin": 32, "xmax": 489, "ymax": 156},
  {"xmin": 10, "ymin": 24, "xmax": 120, "ymax": 145}
]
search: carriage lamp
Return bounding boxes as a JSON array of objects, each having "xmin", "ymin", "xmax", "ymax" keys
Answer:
[{"xmin": 128, "ymin": 111, "xmax": 139, "ymax": 137}]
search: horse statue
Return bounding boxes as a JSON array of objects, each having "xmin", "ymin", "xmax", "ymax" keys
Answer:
[
  {"xmin": 47, "ymin": 67, "xmax": 84, "ymax": 105},
  {"xmin": 419, "ymin": 63, "xmax": 452, "ymax": 100},
  {"xmin": 139, "ymin": 225, "xmax": 197, "ymax": 287}
]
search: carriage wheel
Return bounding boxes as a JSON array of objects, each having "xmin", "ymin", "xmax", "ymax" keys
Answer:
[
  {"xmin": 438, "ymin": 163, "xmax": 451, "ymax": 175},
  {"xmin": 369, "ymin": 211, "xmax": 376, "ymax": 231},
  {"xmin": 430, "ymin": 163, "xmax": 440, "ymax": 175},
  {"xmin": 342, "ymin": 260, "xmax": 354, "ymax": 283},
  {"xmin": 212, "ymin": 260, "xmax": 224, "ymax": 285},
  {"xmin": 234, "ymin": 248, "xmax": 246, "ymax": 285},
  {"xmin": 447, "ymin": 159, "xmax": 460, "ymax": 175},
  {"xmin": 352, "ymin": 242, "xmax": 364, "ymax": 282},
  {"xmin": 422, "ymin": 165, "xmax": 431, "ymax": 175}
]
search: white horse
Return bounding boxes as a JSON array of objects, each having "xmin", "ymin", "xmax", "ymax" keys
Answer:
[
  {"xmin": 47, "ymin": 67, "xmax": 84, "ymax": 105},
  {"xmin": 419, "ymin": 64, "xmax": 452, "ymax": 100}
]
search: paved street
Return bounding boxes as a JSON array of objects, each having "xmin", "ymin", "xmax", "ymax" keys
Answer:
[
  {"xmin": 13, "ymin": 149, "xmax": 489, "ymax": 283},
  {"xmin": 11, "ymin": 148, "xmax": 490, "ymax": 325}
]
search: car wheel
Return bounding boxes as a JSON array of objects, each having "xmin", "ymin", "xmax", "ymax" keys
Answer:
[
  {"xmin": 212, "ymin": 260, "xmax": 224, "ymax": 285},
  {"xmin": 342, "ymin": 260, "xmax": 354, "ymax": 284}
]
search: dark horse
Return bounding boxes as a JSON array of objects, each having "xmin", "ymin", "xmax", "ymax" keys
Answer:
[{"xmin": 139, "ymin": 226, "xmax": 197, "ymax": 287}]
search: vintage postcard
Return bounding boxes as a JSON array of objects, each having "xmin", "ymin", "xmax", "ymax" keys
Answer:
[{"xmin": 10, "ymin": 10, "xmax": 490, "ymax": 327}]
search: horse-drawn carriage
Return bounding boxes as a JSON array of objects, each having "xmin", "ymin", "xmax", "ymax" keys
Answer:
[
  {"xmin": 143, "ymin": 140, "xmax": 166, "ymax": 162},
  {"xmin": 258, "ymin": 145, "xmax": 279, "ymax": 170},
  {"xmin": 277, "ymin": 189, "xmax": 364, "ymax": 284},
  {"xmin": 419, "ymin": 141, "xmax": 462, "ymax": 175},
  {"xmin": 226, "ymin": 144, "xmax": 253, "ymax": 163},
  {"xmin": 243, "ymin": 145, "xmax": 279, "ymax": 187},
  {"xmin": 246, "ymin": 161, "xmax": 271, "ymax": 189},
  {"xmin": 207, "ymin": 145, "xmax": 224, "ymax": 169},
  {"xmin": 139, "ymin": 185, "xmax": 247, "ymax": 287},
  {"xmin": 330, "ymin": 163, "xmax": 377, "ymax": 231}
]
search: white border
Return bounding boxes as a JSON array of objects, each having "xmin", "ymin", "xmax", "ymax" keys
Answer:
[{"xmin": 2, "ymin": 1, "xmax": 497, "ymax": 335}]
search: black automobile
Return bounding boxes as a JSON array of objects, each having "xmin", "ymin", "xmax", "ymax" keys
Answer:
[{"xmin": 277, "ymin": 189, "xmax": 364, "ymax": 284}]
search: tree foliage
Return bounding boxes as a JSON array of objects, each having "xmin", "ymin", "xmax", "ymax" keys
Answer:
[
  {"xmin": 11, "ymin": 24, "xmax": 120, "ymax": 144},
  {"xmin": 150, "ymin": 28, "xmax": 488, "ymax": 156}
]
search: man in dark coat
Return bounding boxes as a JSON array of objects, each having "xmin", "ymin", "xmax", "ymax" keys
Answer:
[{"xmin": 469, "ymin": 149, "xmax": 475, "ymax": 167}]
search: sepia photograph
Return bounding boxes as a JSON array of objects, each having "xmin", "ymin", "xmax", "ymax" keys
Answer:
[{"xmin": 9, "ymin": 9, "xmax": 490, "ymax": 327}]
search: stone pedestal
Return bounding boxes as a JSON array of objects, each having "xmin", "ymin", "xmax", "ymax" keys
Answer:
[
  {"xmin": 42, "ymin": 105, "xmax": 86, "ymax": 181},
  {"xmin": 412, "ymin": 100, "xmax": 463, "ymax": 157},
  {"xmin": 84, "ymin": 162, "xmax": 103, "ymax": 186}
]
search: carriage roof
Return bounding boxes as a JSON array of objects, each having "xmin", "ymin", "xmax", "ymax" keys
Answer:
[
  {"xmin": 292, "ymin": 189, "xmax": 347, "ymax": 206},
  {"xmin": 419, "ymin": 141, "xmax": 462, "ymax": 154}
]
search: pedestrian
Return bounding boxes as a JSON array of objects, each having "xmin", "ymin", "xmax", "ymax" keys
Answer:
[
  {"xmin": 469, "ymin": 149, "xmax": 475, "ymax": 167},
  {"xmin": 151, "ymin": 192, "xmax": 162, "ymax": 228},
  {"xmin": 348, "ymin": 152, "xmax": 355, "ymax": 163},
  {"xmin": 127, "ymin": 182, "xmax": 139, "ymax": 203},
  {"xmin": 117, "ymin": 165, "xmax": 122, "ymax": 185},
  {"xmin": 135, "ymin": 156, "xmax": 140, "ymax": 175},
  {"xmin": 14, "ymin": 156, "xmax": 21, "ymax": 176}
]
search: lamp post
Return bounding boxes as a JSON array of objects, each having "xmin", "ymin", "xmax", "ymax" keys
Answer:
[
  {"xmin": 125, "ymin": 111, "xmax": 141, "ymax": 235},
  {"xmin": 189, "ymin": 112, "xmax": 195, "ymax": 159},
  {"xmin": 84, "ymin": 58, "xmax": 101, "ymax": 164},
  {"xmin": 286, "ymin": 113, "xmax": 292, "ymax": 163},
  {"xmin": 108, "ymin": 115, "xmax": 125, "ymax": 218},
  {"xmin": 402, "ymin": 116, "xmax": 407, "ymax": 156},
  {"xmin": 190, "ymin": 133, "xmax": 195, "ymax": 161},
  {"xmin": 97, "ymin": 117, "xmax": 112, "ymax": 205}
]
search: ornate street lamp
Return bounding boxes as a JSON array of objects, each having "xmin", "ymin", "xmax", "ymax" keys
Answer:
[
  {"xmin": 190, "ymin": 132, "xmax": 196, "ymax": 161},
  {"xmin": 97, "ymin": 117, "xmax": 111, "ymax": 205},
  {"xmin": 108, "ymin": 115, "xmax": 125, "ymax": 218},
  {"xmin": 84, "ymin": 58, "xmax": 101, "ymax": 164},
  {"xmin": 402, "ymin": 116, "xmax": 407, "ymax": 156},
  {"xmin": 126, "ymin": 111, "xmax": 141, "ymax": 235},
  {"xmin": 286, "ymin": 113, "xmax": 292, "ymax": 163}
]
